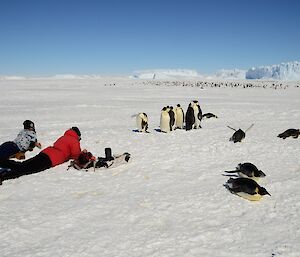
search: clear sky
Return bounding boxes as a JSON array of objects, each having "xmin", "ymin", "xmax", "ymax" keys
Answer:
[{"xmin": 0, "ymin": 0, "xmax": 299, "ymax": 76}]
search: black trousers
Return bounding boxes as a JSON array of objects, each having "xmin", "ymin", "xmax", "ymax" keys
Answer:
[{"xmin": 0, "ymin": 152, "xmax": 52, "ymax": 180}]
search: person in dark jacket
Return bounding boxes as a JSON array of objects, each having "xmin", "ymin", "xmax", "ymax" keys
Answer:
[
  {"xmin": 0, "ymin": 120, "xmax": 41, "ymax": 161},
  {"xmin": 0, "ymin": 127, "xmax": 82, "ymax": 184}
]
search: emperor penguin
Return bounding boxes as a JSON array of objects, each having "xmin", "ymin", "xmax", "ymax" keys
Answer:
[
  {"xmin": 136, "ymin": 113, "xmax": 149, "ymax": 133},
  {"xmin": 202, "ymin": 113, "xmax": 218, "ymax": 119},
  {"xmin": 160, "ymin": 107, "xmax": 170, "ymax": 133},
  {"xmin": 278, "ymin": 128, "xmax": 300, "ymax": 139},
  {"xmin": 175, "ymin": 104, "xmax": 184, "ymax": 129},
  {"xmin": 230, "ymin": 129, "xmax": 246, "ymax": 143},
  {"xmin": 185, "ymin": 103, "xmax": 195, "ymax": 131},
  {"xmin": 168, "ymin": 106, "xmax": 176, "ymax": 131},
  {"xmin": 192, "ymin": 100, "xmax": 202, "ymax": 129},
  {"xmin": 224, "ymin": 162, "xmax": 266, "ymax": 182},
  {"xmin": 224, "ymin": 177, "xmax": 270, "ymax": 201},
  {"xmin": 228, "ymin": 124, "xmax": 254, "ymax": 143}
]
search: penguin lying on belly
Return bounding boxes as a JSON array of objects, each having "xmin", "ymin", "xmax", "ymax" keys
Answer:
[
  {"xmin": 202, "ymin": 113, "xmax": 218, "ymax": 119},
  {"xmin": 227, "ymin": 124, "xmax": 254, "ymax": 143},
  {"xmin": 224, "ymin": 162, "xmax": 266, "ymax": 182},
  {"xmin": 277, "ymin": 128, "xmax": 300, "ymax": 139},
  {"xmin": 224, "ymin": 177, "xmax": 270, "ymax": 201}
]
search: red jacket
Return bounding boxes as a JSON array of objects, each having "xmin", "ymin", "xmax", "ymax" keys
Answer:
[{"xmin": 42, "ymin": 129, "xmax": 81, "ymax": 167}]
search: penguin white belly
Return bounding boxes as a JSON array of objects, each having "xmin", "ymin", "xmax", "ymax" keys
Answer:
[
  {"xmin": 175, "ymin": 109, "xmax": 184, "ymax": 129},
  {"xmin": 136, "ymin": 115, "xmax": 143, "ymax": 131},
  {"xmin": 172, "ymin": 111, "xmax": 177, "ymax": 131},
  {"xmin": 236, "ymin": 192, "xmax": 262, "ymax": 201},
  {"xmin": 193, "ymin": 108, "xmax": 200, "ymax": 128},
  {"xmin": 238, "ymin": 172, "xmax": 259, "ymax": 182},
  {"xmin": 160, "ymin": 112, "xmax": 170, "ymax": 133},
  {"xmin": 136, "ymin": 113, "xmax": 148, "ymax": 132}
]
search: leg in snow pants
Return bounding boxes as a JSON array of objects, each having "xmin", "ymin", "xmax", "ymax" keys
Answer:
[{"xmin": 0, "ymin": 152, "xmax": 52, "ymax": 181}]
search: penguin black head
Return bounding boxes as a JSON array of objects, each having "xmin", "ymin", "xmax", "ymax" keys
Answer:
[
  {"xmin": 177, "ymin": 104, "xmax": 181, "ymax": 107},
  {"xmin": 162, "ymin": 107, "xmax": 167, "ymax": 111},
  {"xmin": 256, "ymin": 170, "xmax": 266, "ymax": 177},
  {"xmin": 259, "ymin": 187, "xmax": 271, "ymax": 196}
]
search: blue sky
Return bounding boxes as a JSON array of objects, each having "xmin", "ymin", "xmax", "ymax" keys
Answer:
[{"xmin": 0, "ymin": 0, "xmax": 299, "ymax": 75}]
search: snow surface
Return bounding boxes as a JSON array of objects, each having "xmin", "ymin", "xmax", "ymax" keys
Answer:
[{"xmin": 0, "ymin": 78, "xmax": 300, "ymax": 257}]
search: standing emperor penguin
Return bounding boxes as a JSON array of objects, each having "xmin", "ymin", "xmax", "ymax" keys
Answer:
[
  {"xmin": 168, "ymin": 106, "xmax": 176, "ymax": 131},
  {"xmin": 175, "ymin": 104, "xmax": 184, "ymax": 129},
  {"xmin": 160, "ymin": 107, "xmax": 170, "ymax": 133},
  {"xmin": 185, "ymin": 103, "xmax": 195, "ymax": 131},
  {"xmin": 136, "ymin": 113, "xmax": 149, "ymax": 133},
  {"xmin": 192, "ymin": 100, "xmax": 202, "ymax": 129}
]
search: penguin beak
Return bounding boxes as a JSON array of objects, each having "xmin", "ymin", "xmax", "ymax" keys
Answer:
[{"xmin": 260, "ymin": 170, "xmax": 266, "ymax": 177}]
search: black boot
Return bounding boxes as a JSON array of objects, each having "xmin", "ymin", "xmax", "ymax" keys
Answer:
[
  {"xmin": 0, "ymin": 167, "xmax": 12, "ymax": 183},
  {"xmin": 105, "ymin": 148, "xmax": 114, "ymax": 161}
]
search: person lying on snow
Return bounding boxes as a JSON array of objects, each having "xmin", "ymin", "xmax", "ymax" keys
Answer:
[
  {"xmin": 0, "ymin": 127, "xmax": 131, "ymax": 185},
  {"xmin": 0, "ymin": 120, "xmax": 42, "ymax": 161},
  {"xmin": 0, "ymin": 127, "xmax": 83, "ymax": 184}
]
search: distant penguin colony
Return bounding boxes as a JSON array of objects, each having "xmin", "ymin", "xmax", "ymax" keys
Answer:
[{"xmin": 277, "ymin": 128, "xmax": 300, "ymax": 139}]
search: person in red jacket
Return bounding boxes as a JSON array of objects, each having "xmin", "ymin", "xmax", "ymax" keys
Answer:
[{"xmin": 0, "ymin": 127, "xmax": 82, "ymax": 183}]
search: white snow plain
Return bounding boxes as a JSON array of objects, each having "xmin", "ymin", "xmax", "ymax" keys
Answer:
[{"xmin": 0, "ymin": 78, "xmax": 300, "ymax": 257}]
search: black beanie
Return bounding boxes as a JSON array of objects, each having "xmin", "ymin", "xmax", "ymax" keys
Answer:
[
  {"xmin": 71, "ymin": 127, "xmax": 81, "ymax": 137},
  {"xmin": 23, "ymin": 120, "xmax": 35, "ymax": 131}
]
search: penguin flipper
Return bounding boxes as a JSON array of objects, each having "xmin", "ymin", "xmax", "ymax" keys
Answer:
[
  {"xmin": 224, "ymin": 170, "xmax": 238, "ymax": 174},
  {"xmin": 222, "ymin": 174, "xmax": 239, "ymax": 178}
]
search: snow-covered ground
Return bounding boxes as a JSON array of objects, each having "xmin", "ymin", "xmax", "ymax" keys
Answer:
[{"xmin": 0, "ymin": 78, "xmax": 299, "ymax": 257}]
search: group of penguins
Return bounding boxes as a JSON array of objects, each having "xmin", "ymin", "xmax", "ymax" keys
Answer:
[
  {"xmin": 134, "ymin": 100, "xmax": 300, "ymax": 201},
  {"xmin": 135, "ymin": 100, "xmax": 217, "ymax": 134}
]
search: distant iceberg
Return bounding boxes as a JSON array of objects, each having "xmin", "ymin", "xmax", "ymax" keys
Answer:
[{"xmin": 246, "ymin": 61, "xmax": 300, "ymax": 80}]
